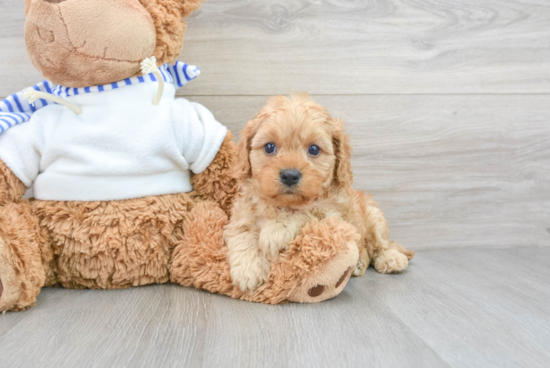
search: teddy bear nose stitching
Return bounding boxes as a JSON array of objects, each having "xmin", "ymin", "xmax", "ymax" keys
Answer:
[
  {"xmin": 280, "ymin": 169, "xmax": 302, "ymax": 187},
  {"xmin": 308, "ymin": 285, "xmax": 325, "ymax": 297}
]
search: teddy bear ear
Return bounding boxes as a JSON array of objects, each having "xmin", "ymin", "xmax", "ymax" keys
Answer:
[
  {"xmin": 172, "ymin": 0, "xmax": 206, "ymax": 18},
  {"xmin": 25, "ymin": 0, "xmax": 31, "ymax": 14}
]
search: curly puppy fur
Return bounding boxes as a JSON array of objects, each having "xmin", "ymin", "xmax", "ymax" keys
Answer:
[{"xmin": 224, "ymin": 94, "xmax": 414, "ymax": 292}]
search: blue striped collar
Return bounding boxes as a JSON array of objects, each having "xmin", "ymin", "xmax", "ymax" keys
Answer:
[{"xmin": 0, "ymin": 61, "xmax": 199, "ymax": 133}]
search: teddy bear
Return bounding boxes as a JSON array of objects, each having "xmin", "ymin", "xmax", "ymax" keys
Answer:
[{"xmin": 0, "ymin": 0, "xmax": 360, "ymax": 312}]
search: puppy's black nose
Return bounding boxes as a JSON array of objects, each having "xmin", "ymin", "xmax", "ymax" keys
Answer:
[{"xmin": 280, "ymin": 169, "xmax": 302, "ymax": 187}]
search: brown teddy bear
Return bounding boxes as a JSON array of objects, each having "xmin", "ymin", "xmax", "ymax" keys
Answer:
[{"xmin": 0, "ymin": 0, "xmax": 359, "ymax": 312}]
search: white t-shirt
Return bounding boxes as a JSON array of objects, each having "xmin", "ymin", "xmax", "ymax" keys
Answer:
[{"xmin": 0, "ymin": 82, "xmax": 227, "ymax": 201}]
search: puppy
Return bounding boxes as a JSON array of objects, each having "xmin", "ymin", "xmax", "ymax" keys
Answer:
[{"xmin": 224, "ymin": 94, "xmax": 414, "ymax": 292}]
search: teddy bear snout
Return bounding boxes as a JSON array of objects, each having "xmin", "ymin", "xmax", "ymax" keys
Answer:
[{"xmin": 36, "ymin": 27, "xmax": 55, "ymax": 43}]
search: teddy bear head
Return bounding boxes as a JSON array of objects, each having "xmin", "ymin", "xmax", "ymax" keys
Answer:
[{"xmin": 24, "ymin": 0, "xmax": 204, "ymax": 88}]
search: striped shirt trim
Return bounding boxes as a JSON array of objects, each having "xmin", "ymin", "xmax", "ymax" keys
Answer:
[{"xmin": 0, "ymin": 62, "xmax": 200, "ymax": 134}]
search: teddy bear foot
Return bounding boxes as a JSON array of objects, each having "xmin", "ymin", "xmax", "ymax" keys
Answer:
[
  {"xmin": 0, "ymin": 258, "xmax": 39, "ymax": 313},
  {"xmin": 0, "ymin": 240, "xmax": 20, "ymax": 312},
  {"xmin": 288, "ymin": 266, "xmax": 354, "ymax": 303},
  {"xmin": 284, "ymin": 218, "xmax": 360, "ymax": 303},
  {"xmin": 0, "ymin": 227, "xmax": 43, "ymax": 312},
  {"xmin": 0, "ymin": 238, "xmax": 22, "ymax": 312}
]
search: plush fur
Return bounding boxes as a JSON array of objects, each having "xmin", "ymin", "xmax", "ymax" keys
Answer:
[
  {"xmin": 0, "ymin": 135, "xmax": 234, "ymax": 311},
  {"xmin": 224, "ymin": 94, "xmax": 414, "ymax": 292},
  {"xmin": 138, "ymin": 0, "xmax": 205, "ymax": 66},
  {"xmin": 190, "ymin": 132, "xmax": 238, "ymax": 213}
]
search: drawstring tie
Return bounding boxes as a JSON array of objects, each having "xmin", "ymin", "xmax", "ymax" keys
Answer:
[
  {"xmin": 22, "ymin": 88, "xmax": 83, "ymax": 115},
  {"xmin": 141, "ymin": 56, "xmax": 164, "ymax": 105},
  {"xmin": 22, "ymin": 56, "xmax": 164, "ymax": 113}
]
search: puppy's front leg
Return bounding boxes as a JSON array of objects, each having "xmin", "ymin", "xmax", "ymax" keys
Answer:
[
  {"xmin": 259, "ymin": 217, "xmax": 308, "ymax": 261},
  {"xmin": 226, "ymin": 230, "xmax": 271, "ymax": 293}
]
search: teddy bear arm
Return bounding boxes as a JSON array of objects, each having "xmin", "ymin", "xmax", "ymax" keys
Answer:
[
  {"xmin": 190, "ymin": 131, "xmax": 238, "ymax": 213},
  {"xmin": 252, "ymin": 217, "xmax": 360, "ymax": 304},
  {"xmin": 0, "ymin": 160, "xmax": 27, "ymax": 206}
]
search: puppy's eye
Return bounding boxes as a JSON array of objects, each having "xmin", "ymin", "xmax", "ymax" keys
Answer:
[
  {"xmin": 308, "ymin": 144, "xmax": 321, "ymax": 157},
  {"xmin": 264, "ymin": 143, "xmax": 277, "ymax": 155}
]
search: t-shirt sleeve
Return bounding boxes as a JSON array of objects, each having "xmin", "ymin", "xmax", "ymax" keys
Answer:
[
  {"xmin": 172, "ymin": 99, "xmax": 228, "ymax": 174},
  {"xmin": 0, "ymin": 108, "xmax": 52, "ymax": 188}
]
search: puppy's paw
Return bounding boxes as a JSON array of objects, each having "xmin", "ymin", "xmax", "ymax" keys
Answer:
[
  {"xmin": 374, "ymin": 249, "xmax": 409, "ymax": 274},
  {"xmin": 230, "ymin": 259, "xmax": 271, "ymax": 293},
  {"xmin": 353, "ymin": 259, "xmax": 367, "ymax": 277},
  {"xmin": 258, "ymin": 230, "xmax": 281, "ymax": 261}
]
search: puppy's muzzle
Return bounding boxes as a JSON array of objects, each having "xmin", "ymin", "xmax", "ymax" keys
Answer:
[{"xmin": 280, "ymin": 169, "xmax": 302, "ymax": 187}]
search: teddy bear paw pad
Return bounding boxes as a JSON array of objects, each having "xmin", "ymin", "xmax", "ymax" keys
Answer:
[
  {"xmin": 307, "ymin": 267, "xmax": 352, "ymax": 298},
  {"xmin": 308, "ymin": 285, "xmax": 325, "ymax": 297},
  {"xmin": 287, "ymin": 238, "xmax": 358, "ymax": 303},
  {"xmin": 336, "ymin": 267, "xmax": 352, "ymax": 289}
]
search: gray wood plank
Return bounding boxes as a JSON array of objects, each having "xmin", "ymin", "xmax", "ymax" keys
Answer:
[
  {"xmin": 1, "ymin": 247, "xmax": 550, "ymax": 368},
  {"xmin": 360, "ymin": 247, "xmax": 550, "ymax": 368},
  {"xmin": 1, "ymin": 0, "xmax": 550, "ymax": 96},
  {"xmin": 0, "ymin": 286, "xmax": 209, "ymax": 368},
  {"xmin": 184, "ymin": 94, "xmax": 550, "ymax": 251},
  {"xmin": 200, "ymin": 290, "xmax": 448, "ymax": 368}
]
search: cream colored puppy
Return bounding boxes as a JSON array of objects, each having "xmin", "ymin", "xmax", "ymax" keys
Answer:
[{"xmin": 224, "ymin": 94, "xmax": 415, "ymax": 293}]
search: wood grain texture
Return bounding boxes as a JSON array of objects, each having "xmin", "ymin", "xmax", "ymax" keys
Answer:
[
  {"xmin": 1, "ymin": 0, "xmax": 550, "ymax": 96},
  {"xmin": 184, "ymin": 94, "xmax": 550, "ymax": 250},
  {"xmin": 0, "ymin": 1, "xmax": 548, "ymax": 249},
  {"xmin": 1, "ymin": 247, "xmax": 549, "ymax": 368}
]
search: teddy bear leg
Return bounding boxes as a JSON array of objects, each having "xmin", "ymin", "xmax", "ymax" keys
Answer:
[
  {"xmin": 170, "ymin": 201, "xmax": 236, "ymax": 296},
  {"xmin": 0, "ymin": 201, "xmax": 52, "ymax": 312}
]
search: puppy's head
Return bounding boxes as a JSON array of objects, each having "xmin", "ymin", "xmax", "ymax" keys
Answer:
[{"xmin": 237, "ymin": 93, "xmax": 353, "ymax": 208}]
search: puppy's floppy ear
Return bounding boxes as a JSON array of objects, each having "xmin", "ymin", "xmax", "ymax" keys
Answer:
[
  {"xmin": 235, "ymin": 107, "xmax": 274, "ymax": 182},
  {"xmin": 332, "ymin": 119, "xmax": 354, "ymax": 189}
]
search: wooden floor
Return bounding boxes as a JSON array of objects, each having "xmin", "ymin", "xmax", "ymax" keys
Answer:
[
  {"xmin": 0, "ymin": 246, "xmax": 549, "ymax": 368},
  {"xmin": 1, "ymin": 0, "xmax": 549, "ymax": 366}
]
